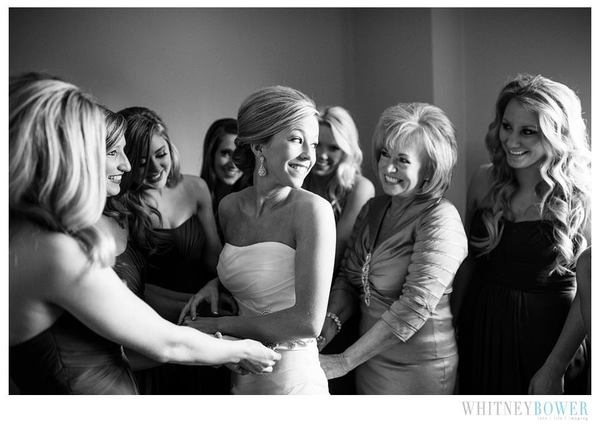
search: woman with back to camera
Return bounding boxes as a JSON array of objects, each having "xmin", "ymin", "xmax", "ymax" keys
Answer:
[
  {"xmin": 318, "ymin": 102, "xmax": 468, "ymax": 394},
  {"xmin": 456, "ymin": 74, "xmax": 591, "ymax": 394},
  {"xmin": 302, "ymin": 105, "xmax": 374, "ymax": 394},
  {"xmin": 201, "ymin": 117, "xmax": 250, "ymax": 217},
  {"xmin": 118, "ymin": 107, "xmax": 231, "ymax": 394},
  {"xmin": 180, "ymin": 86, "xmax": 336, "ymax": 394},
  {"xmin": 8, "ymin": 74, "xmax": 280, "ymax": 394}
]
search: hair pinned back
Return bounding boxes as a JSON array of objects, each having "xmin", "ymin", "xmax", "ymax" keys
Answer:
[{"xmin": 233, "ymin": 86, "xmax": 318, "ymax": 178}]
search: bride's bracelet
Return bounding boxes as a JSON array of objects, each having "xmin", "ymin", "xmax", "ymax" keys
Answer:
[{"xmin": 326, "ymin": 312, "xmax": 342, "ymax": 334}]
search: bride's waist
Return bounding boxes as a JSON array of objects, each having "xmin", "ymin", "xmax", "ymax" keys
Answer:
[
  {"xmin": 235, "ymin": 298, "xmax": 295, "ymax": 317},
  {"xmin": 266, "ymin": 337, "xmax": 317, "ymax": 352}
]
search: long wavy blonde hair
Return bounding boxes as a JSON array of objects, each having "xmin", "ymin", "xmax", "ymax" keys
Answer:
[
  {"xmin": 9, "ymin": 73, "xmax": 114, "ymax": 267},
  {"xmin": 473, "ymin": 74, "xmax": 591, "ymax": 275}
]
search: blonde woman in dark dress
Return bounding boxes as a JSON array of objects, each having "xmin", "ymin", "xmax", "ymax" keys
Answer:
[
  {"xmin": 456, "ymin": 74, "xmax": 591, "ymax": 394},
  {"xmin": 9, "ymin": 74, "xmax": 280, "ymax": 394}
]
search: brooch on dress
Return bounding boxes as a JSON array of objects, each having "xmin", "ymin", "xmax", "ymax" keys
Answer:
[{"xmin": 361, "ymin": 251, "xmax": 372, "ymax": 306}]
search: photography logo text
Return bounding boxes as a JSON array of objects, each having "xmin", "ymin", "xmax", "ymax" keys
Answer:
[{"xmin": 461, "ymin": 400, "xmax": 588, "ymax": 420}]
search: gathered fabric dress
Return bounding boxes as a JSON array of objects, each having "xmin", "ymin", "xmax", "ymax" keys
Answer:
[
  {"xmin": 333, "ymin": 195, "xmax": 467, "ymax": 394},
  {"xmin": 457, "ymin": 211, "xmax": 587, "ymax": 394},
  {"xmin": 136, "ymin": 216, "xmax": 229, "ymax": 394},
  {"xmin": 9, "ymin": 313, "xmax": 138, "ymax": 394},
  {"xmin": 218, "ymin": 241, "xmax": 329, "ymax": 394},
  {"xmin": 8, "ymin": 243, "xmax": 143, "ymax": 395}
]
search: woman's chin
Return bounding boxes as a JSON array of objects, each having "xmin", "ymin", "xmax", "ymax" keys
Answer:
[
  {"xmin": 219, "ymin": 175, "xmax": 242, "ymax": 186},
  {"xmin": 311, "ymin": 167, "xmax": 332, "ymax": 177},
  {"xmin": 106, "ymin": 185, "xmax": 120, "ymax": 197}
]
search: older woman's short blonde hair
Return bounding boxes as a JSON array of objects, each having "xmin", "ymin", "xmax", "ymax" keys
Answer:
[{"xmin": 372, "ymin": 102, "xmax": 457, "ymax": 199}]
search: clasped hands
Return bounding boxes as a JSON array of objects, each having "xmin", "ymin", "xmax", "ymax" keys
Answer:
[{"xmin": 178, "ymin": 278, "xmax": 278, "ymax": 376}]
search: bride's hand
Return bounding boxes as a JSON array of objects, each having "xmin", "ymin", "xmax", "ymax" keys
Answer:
[
  {"xmin": 216, "ymin": 289, "xmax": 239, "ymax": 316},
  {"xmin": 178, "ymin": 278, "xmax": 220, "ymax": 324}
]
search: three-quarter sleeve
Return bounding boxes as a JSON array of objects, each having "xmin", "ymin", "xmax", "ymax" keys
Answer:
[{"xmin": 380, "ymin": 200, "xmax": 468, "ymax": 342}]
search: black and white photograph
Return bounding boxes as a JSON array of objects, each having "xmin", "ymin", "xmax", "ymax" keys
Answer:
[{"xmin": 3, "ymin": 2, "xmax": 595, "ymax": 446}]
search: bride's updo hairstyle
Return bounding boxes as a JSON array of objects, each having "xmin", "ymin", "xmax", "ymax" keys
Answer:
[{"xmin": 233, "ymin": 86, "xmax": 319, "ymax": 178}]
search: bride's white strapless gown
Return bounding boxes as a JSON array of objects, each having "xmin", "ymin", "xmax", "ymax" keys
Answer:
[{"xmin": 217, "ymin": 242, "xmax": 329, "ymax": 395}]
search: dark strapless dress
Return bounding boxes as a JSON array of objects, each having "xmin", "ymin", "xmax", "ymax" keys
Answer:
[
  {"xmin": 457, "ymin": 212, "xmax": 587, "ymax": 394},
  {"xmin": 147, "ymin": 216, "xmax": 214, "ymax": 293},
  {"xmin": 9, "ymin": 312, "xmax": 138, "ymax": 394},
  {"xmin": 136, "ymin": 216, "xmax": 229, "ymax": 394},
  {"xmin": 8, "ymin": 242, "xmax": 145, "ymax": 395},
  {"xmin": 113, "ymin": 240, "xmax": 147, "ymax": 298}
]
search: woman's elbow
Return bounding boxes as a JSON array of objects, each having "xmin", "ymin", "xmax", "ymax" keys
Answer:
[
  {"xmin": 298, "ymin": 314, "xmax": 324, "ymax": 338},
  {"xmin": 139, "ymin": 333, "xmax": 181, "ymax": 364}
]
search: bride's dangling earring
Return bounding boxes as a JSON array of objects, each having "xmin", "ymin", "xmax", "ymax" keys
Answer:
[{"xmin": 257, "ymin": 154, "xmax": 267, "ymax": 177}]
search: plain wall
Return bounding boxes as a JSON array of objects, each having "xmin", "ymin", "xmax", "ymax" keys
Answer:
[
  {"xmin": 9, "ymin": 8, "xmax": 350, "ymax": 174},
  {"xmin": 349, "ymin": 8, "xmax": 434, "ymax": 194},
  {"xmin": 462, "ymin": 8, "xmax": 591, "ymax": 185},
  {"xmin": 431, "ymin": 8, "xmax": 467, "ymax": 220},
  {"xmin": 9, "ymin": 7, "xmax": 591, "ymax": 220}
]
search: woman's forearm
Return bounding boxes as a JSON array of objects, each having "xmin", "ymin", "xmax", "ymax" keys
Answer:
[
  {"xmin": 162, "ymin": 325, "xmax": 250, "ymax": 365},
  {"xmin": 541, "ymin": 294, "xmax": 587, "ymax": 375},
  {"xmin": 328, "ymin": 278, "xmax": 358, "ymax": 324},
  {"xmin": 343, "ymin": 319, "xmax": 399, "ymax": 370},
  {"xmin": 216, "ymin": 309, "xmax": 322, "ymax": 345}
]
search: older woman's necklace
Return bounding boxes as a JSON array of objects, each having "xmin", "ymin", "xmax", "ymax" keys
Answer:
[{"xmin": 361, "ymin": 196, "xmax": 417, "ymax": 306}]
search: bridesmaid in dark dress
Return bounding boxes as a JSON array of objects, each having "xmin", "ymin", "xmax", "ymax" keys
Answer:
[
  {"xmin": 100, "ymin": 107, "xmax": 146, "ymax": 299},
  {"xmin": 304, "ymin": 106, "xmax": 375, "ymax": 394},
  {"xmin": 456, "ymin": 74, "xmax": 591, "ymax": 394},
  {"xmin": 9, "ymin": 74, "xmax": 280, "ymax": 394},
  {"xmin": 118, "ymin": 107, "xmax": 230, "ymax": 394},
  {"xmin": 200, "ymin": 118, "xmax": 250, "ymax": 219}
]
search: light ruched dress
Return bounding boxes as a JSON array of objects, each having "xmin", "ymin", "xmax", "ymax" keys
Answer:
[
  {"xmin": 217, "ymin": 241, "xmax": 329, "ymax": 395},
  {"xmin": 333, "ymin": 195, "xmax": 467, "ymax": 394}
]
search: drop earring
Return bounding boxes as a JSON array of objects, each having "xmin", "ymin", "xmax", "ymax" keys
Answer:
[{"xmin": 257, "ymin": 155, "xmax": 267, "ymax": 177}]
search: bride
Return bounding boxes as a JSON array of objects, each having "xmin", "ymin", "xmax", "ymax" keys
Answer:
[{"xmin": 179, "ymin": 86, "xmax": 335, "ymax": 394}]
